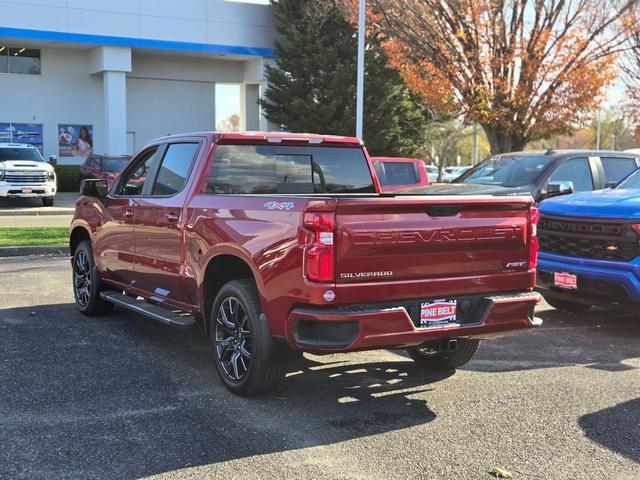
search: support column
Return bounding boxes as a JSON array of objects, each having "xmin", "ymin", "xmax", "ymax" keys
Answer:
[
  {"xmin": 244, "ymin": 57, "xmax": 278, "ymax": 132},
  {"xmin": 244, "ymin": 84, "xmax": 260, "ymax": 132},
  {"xmin": 89, "ymin": 46, "xmax": 131, "ymax": 155},
  {"xmin": 103, "ymin": 71, "xmax": 127, "ymax": 155}
]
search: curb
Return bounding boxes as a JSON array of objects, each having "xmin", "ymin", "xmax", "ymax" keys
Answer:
[
  {"xmin": 0, "ymin": 246, "xmax": 69, "ymax": 257},
  {"xmin": 0, "ymin": 208, "xmax": 74, "ymax": 217}
]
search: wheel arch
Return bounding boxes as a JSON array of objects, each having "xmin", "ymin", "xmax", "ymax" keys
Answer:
[
  {"xmin": 201, "ymin": 253, "xmax": 261, "ymax": 334},
  {"xmin": 69, "ymin": 226, "xmax": 91, "ymax": 257}
]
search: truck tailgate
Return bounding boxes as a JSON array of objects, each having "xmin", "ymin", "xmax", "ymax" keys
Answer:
[{"xmin": 335, "ymin": 195, "xmax": 534, "ymax": 284}]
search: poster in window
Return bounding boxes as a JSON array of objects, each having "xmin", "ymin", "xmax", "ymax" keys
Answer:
[
  {"xmin": 58, "ymin": 124, "xmax": 93, "ymax": 161},
  {"xmin": 0, "ymin": 122, "xmax": 44, "ymax": 154}
]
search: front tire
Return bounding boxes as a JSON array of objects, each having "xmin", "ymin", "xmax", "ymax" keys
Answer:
[
  {"xmin": 408, "ymin": 339, "xmax": 480, "ymax": 370},
  {"xmin": 72, "ymin": 240, "xmax": 113, "ymax": 316},
  {"xmin": 210, "ymin": 279, "xmax": 285, "ymax": 396},
  {"xmin": 545, "ymin": 295, "xmax": 591, "ymax": 313},
  {"xmin": 42, "ymin": 197, "xmax": 54, "ymax": 207}
]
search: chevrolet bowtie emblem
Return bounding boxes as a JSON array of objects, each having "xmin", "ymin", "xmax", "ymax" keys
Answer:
[{"xmin": 606, "ymin": 245, "xmax": 619, "ymax": 251}]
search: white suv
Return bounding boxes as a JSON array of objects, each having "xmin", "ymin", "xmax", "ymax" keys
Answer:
[{"xmin": 0, "ymin": 143, "xmax": 57, "ymax": 206}]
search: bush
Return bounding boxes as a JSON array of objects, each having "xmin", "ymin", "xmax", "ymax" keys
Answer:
[{"xmin": 53, "ymin": 165, "xmax": 81, "ymax": 192}]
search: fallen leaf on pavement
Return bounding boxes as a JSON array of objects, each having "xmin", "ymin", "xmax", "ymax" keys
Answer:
[{"xmin": 489, "ymin": 466, "xmax": 513, "ymax": 478}]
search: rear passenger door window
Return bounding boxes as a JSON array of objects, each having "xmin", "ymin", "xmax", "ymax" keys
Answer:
[
  {"xmin": 152, "ymin": 143, "xmax": 200, "ymax": 196},
  {"xmin": 600, "ymin": 157, "xmax": 638, "ymax": 185},
  {"xmin": 548, "ymin": 158, "xmax": 594, "ymax": 192}
]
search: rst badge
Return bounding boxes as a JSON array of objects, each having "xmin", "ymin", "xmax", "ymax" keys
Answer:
[{"xmin": 420, "ymin": 299, "xmax": 457, "ymax": 327}]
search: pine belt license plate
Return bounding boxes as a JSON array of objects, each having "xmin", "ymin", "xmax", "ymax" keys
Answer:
[
  {"xmin": 554, "ymin": 272, "xmax": 577, "ymax": 289},
  {"xmin": 21, "ymin": 187, "xmax": 33, "ymax": 194},
  {"xmin": 419, "ymin": 299, "xmax": 457, "ymax": 327}
]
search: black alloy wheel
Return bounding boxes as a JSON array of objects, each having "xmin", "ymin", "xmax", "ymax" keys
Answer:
[
  {"xmin": 72, "ymin": 240, "xmax": 113, "ymax": 316},
  {"xmin": 73, "ymin": 249, "xmax": 92, "ymax": 309},
  {"xmin": 214, "ymin": 296, "xmax": 253, "ymax": 382}
]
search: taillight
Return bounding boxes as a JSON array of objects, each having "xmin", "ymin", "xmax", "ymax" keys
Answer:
[
  {"xmin": 528, "ymin": 207, "xmax": 540, "ymax": 269},
  {"xmin": 632, "ymin": 224, "xmax": 640, "ymax": 237},
  {"xmin": 304, "ymin": 212, "xmax": 335, "ymax": 282}
]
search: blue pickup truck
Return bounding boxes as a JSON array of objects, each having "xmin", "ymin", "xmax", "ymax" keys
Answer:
[{"xmin": 537, "ymin": 168, "xmax": 640, "ymax": 312}]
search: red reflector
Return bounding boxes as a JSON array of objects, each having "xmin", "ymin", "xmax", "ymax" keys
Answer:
[
  {"xmin": 528, "ymin": 207, "xmax": 540, "ymax": 270},
  {"xmin": 304, "ymin": 212, "xmax": 335, "ymax": 282},
  {"xmin": 632, "ymin": 224, "xmax": 640, "ymax": 237}
]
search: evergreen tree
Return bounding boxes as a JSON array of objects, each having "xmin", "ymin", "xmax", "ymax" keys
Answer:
[{"xmin": 260, "ymin": 0, "xmax": 431, "ymax": 157}]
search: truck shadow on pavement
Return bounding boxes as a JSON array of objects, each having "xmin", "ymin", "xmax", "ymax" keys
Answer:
[
  {"xmin": 0, "ymin": 303, "xmax": 445, "ymax": 480},
  {"xmin": 578, "ymin": 398, "xmax": 640, "ymax": 464},
  {"xmin": 461, "ymin": 307, "xmax": 640, "ymax": 374}
]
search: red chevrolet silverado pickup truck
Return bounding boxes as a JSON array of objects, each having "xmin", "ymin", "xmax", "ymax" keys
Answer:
[{"xmin": 70, "ymin": 132, "xmax": 541, "ymax": 395}]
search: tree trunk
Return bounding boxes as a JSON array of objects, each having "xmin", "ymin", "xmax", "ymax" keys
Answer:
[{"xmin": 483, "ymin": 126, "xmax": 527, "ymax": 155}]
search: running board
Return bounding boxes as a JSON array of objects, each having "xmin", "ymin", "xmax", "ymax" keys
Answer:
[{"xmin": 100, "ymin": 291, "xmax": 196, "ymax": 328}]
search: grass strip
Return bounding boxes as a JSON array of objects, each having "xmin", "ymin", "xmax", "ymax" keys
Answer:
[{"xmin": 0, "ymin": 227, "xmax": 68, "ymax": 247}]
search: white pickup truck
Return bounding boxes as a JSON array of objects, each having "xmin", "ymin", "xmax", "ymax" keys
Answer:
[{"xmin": 0, "ymin": 143, "xmax": 57, "ymax": 206}]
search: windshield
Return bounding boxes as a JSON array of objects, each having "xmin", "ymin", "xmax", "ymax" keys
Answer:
[
  {"xmin": 616, "ymin": 168, "xmax": 640, "ymax": 189},
  {"xmin": 457, "ymin": 155, "xmax": 553, "ymax": 187},
  {"xmin": 0, "ymin": 147, "xmax": 44, "ymax": 162},
  {"xmin": 101, "ymin": 158, "xmax": 129, "ymax": 172}
]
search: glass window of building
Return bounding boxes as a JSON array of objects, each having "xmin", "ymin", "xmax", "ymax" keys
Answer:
[
  {"xmin": 0, "ymin": 46, "xmax": 41, "ymax": 75},
  {"xmin": 0, "ymin": 46, "xmax": 8, "ymax": 73},
  {"xmin": 215, "ymin": 84, "xmax": 243, "ymax": 132}
]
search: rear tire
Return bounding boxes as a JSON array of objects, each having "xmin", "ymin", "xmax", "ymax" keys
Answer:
[
  {"xmin": 42, "ymin": 197, "xmax": 54, "ymax": 207},
  {"xmin": 408, "ymin": 339, "xmax": 480, "ymax": 370},
  {"xmin": 545, "ymin": 295, "xmax": 591, "ymax": 313},
  {"xmin": 210, "ymin": 279, "xmax": 285, "ymax": 396},
  {"xmin": 72, "ymin": 240, "xmax": 113, "ymax": 316}
]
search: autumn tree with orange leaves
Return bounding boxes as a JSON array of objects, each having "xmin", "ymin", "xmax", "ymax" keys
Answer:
[
  {"xmin": 361, "ymin": 0, "xmax": 639, "ymax": 154},
  {"xmin": 622, "ymin": 31, "xmax": 640, "ymax": 132}
]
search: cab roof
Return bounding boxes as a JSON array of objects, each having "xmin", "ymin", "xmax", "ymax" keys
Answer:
[{"xmin": 154, "ymin": 131, "xmax": 363, "ymax": 146}]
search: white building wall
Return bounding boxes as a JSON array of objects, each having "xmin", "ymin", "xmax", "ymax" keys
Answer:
[
  {"xmin": 0, "ymin": 48, "xmax": 104, "ymax": 161},
  {"xmin": 0, "ymin": 0, "xmax": 275, "ymax": 52},
  {"xmin": 127, "ymin": 53, "xmax": 258, "ymax": 151},
  {"xmin": 127, "ymin": 78, "xmax": 215, "ymax": 152},
  {"xmin": 0, "ymin": 0, "xmax": 277, "ymax": 160}
]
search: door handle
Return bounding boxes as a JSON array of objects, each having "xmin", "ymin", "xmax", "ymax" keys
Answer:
[
  {"xmin": 123, "ymin": 209, "xmax": 134, "ymax": 218},
  {"xmin": 165, "ymin": 213, "xmax": 179, "ymax": 223}
]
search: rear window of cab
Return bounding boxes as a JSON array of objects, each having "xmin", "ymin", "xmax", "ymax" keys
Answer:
[{"xmin": 207, "ymin": 145, "xmax": 375, "ymax": 194}]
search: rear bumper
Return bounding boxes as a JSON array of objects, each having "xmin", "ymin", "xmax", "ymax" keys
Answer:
[
  {"xmin": 285, "ymin": 291, "xmax": 541, "ymax": 352},
  {"xmin": 537, "ymin": 252, "xmax": 640, "ymax": 307}
]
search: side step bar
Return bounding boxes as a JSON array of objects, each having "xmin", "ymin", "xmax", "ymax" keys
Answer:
[{"xmin": 100, "ymin": 291, "xmax": 196, "ymax": 328}]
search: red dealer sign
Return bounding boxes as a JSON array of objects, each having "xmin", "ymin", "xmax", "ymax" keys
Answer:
[{"xmin": 420, "ymin": 299, "xmax": 457, "ymax": 326}]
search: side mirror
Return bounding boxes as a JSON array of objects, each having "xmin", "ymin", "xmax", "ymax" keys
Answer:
[
  {"xmin": 48, "ymin": 155, "xmax": 57, "ymax": 166},
  {"xmin": 546, "ymin": 181, "xmax": 574, "ymax": 198},
  {"xmin": 80, "ymin": 178, "xmax": 108, "ymax": 198}
]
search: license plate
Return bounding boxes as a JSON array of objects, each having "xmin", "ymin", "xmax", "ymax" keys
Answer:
[
  {"xmin": 554, "ymin": 272, "xmax": 577, "ymax": 289},
  {"xmin": 419, "ymin": 299, "xmax": 457, "ymax": 327},
  {"xmin": 21, "ymin": 187, "xmax": 32, "ymax": 194}
]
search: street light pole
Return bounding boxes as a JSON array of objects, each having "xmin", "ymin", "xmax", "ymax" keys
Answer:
[{"xmin": 356, "ymin": 0, "xmax": 366, "ymax": 140}]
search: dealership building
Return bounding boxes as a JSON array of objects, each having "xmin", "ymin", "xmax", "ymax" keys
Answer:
[{"xmin": 0, "ymin": 0, "xmax": 277, "ymax": 164}]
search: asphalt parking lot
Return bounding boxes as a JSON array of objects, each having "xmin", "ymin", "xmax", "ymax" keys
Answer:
[{"xmin": 1, "ymin": 255, "xmax": 639, "ymax": 480}]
